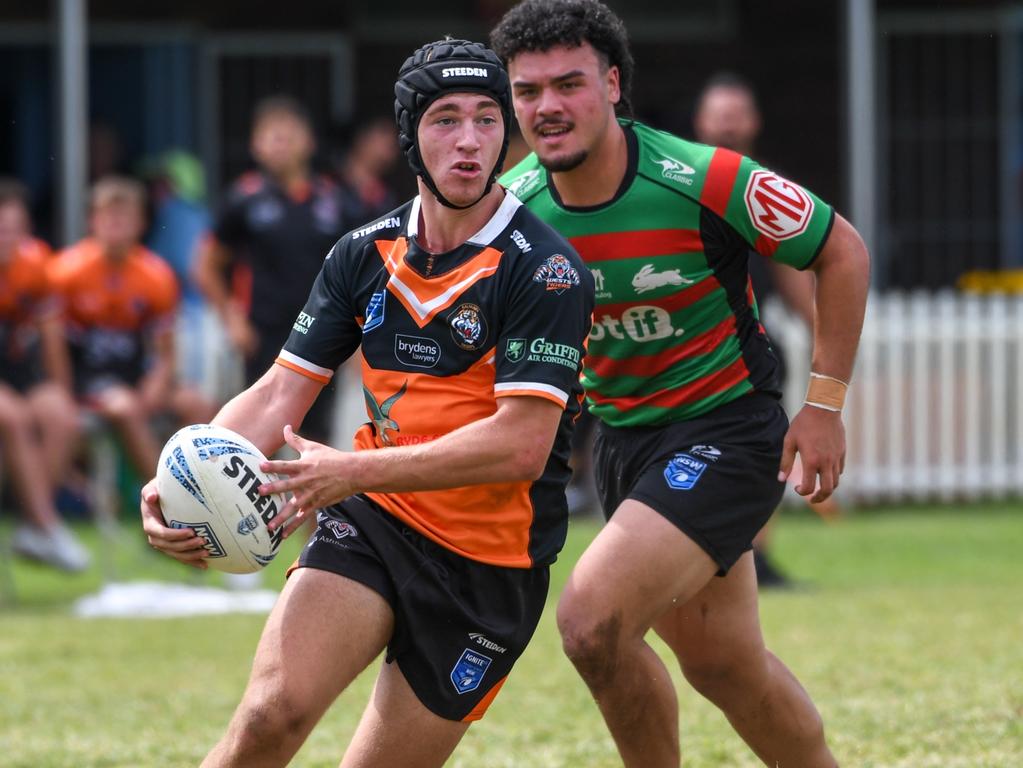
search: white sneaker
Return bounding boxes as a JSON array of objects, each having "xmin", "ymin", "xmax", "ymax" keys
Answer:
[{"xmin": 12, "ymin": 524, "xmax": 92, "ymax": 572}]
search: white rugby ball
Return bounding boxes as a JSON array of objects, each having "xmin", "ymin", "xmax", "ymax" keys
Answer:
[{"xmin": 156, "ymin": 424, "xmax": 288, "ymax": 574}]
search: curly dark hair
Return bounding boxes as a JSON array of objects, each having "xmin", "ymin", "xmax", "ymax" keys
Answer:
[{"xmin": 490, "ymin": 0, "xmax": 634, "ymax": 117}]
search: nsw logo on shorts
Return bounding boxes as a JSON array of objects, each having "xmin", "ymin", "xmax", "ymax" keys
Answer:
[
  {"xmin": 450, "ymin": 648, "xmax": 492, "ymax": 695},
  {"xmin": 663, "ymin": 453, "xmax": 708, "ymax": 491}
]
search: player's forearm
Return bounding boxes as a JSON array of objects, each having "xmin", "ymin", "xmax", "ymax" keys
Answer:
[
  {"xmin": 213, "ymin": 367, "xmax": 320, "ymax": 457},
  {"xmin": 349, "ymin": 401, "xmax": 560, "ymax": 494},
  {"xmin": 192, "ymin": 238, "xmax": 235, "ymax": 314},
  {"xmin": 810, "ymin": 216, "xmax": 870, "ymax": 382}
]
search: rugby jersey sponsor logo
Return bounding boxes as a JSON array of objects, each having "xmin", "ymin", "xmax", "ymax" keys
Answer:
[
  {"xmin": 352, "ymin": 216, "xmax": 401, "ymax": 240},
  {"xmin": 744, "ymin": 170, "xmax": 814, "ymax": 241},
  {"xmin": 653, "ymin": 155, "xmax": 696, "ymax": 185}
]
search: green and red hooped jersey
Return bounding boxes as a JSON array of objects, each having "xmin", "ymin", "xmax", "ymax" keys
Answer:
[{"xmin": 501, "ymin": 120, "xmax": 834, "ymax": 428}]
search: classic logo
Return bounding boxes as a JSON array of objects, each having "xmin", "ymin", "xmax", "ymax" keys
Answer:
[
  {"xmin": 292, "ymin": 311, "xmax": 315, "ymax": 335},
  {"xmin": 654, "ymin": 155, "xmax": 696, "ymax": 185},
  {"xmin": 394, "ymin": 334, "xmax": 441, "ymax": 368},
  {"xmin": 505, "ymin": 169, "xmax": 542, "ymax": 197},
  {"xmin": 363, "ymin": 291, "xmax": 386, "ymax": 333},
  {"xmin": 744, "ymin": 170, "xmax": 815, "ymax": 241},
  {"xmin": 527, "ymin": 337, "xmax": 580, "ymax": 370},
  {"xmin": 450, "ymin": 648, "xmax": 493, "ymax": 694},
  {"xmin": 589, "ymin": 306, "xmax": 685, "ymax": 342},
  {"xmin": 532, "ymin": 254, "xmax": 580, "ymax": 294},
  {"xmin": 363, "ymin": 381, "xmax": 408, "ymax": 446},
  {"xmin": 237, "ymin": 513, "xmax": 258, "ymax": 536},
  {"xmin": 169, "ymin": 520, "xmax": 226, "ymax": 558},
  {"xmin": 632, "ymin": 264, "xmax": 693, "ymax": 294},
  {"xmin": 449, "ymin": 303, "xmax": 487, "ymax": 351},
  {"xmin": 505, "ymin": 338, "xmax": 527, "ymax": 364},
  {"xmin": 325, "ymin": 519, "xmax": 358, "ymax": 539},
  {"xmin": 663, "ymin": 453, "xmax": 708, "ymax": 491}
]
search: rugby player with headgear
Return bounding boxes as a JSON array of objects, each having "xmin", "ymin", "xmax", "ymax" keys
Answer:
[{"xmin": 140, "ymin": 38, "xmax": 592, "ymax": 767}]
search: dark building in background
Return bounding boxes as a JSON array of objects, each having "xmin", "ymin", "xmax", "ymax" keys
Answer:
[{"xmin": 0, "ymin": 0, "xmax": 1018, "ymax": 287}]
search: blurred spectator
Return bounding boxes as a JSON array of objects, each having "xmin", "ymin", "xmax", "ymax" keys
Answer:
[
  {"xmin": 193, "ymin": 96, "xmax": 350, "ymax": 443},
  {"xmin": 334, "ymin": 116, "xmax": 400, "ymax": 225},
  {"xmin": 50, "ymin": 176, "xmax": 215, "ymax": 481},
  {"xmin": 143, "ymin": 150, "xmax": 212, "ymax": 387},
  {"xmin": 694, "ymin": 72, "xmax": 831, "ymax": 589},
  {"xmin": 0, "ymin": 179, "xmax": 89, "ymax": 571}
]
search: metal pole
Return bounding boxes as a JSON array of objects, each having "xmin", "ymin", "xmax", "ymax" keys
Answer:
[
  {"xmin": 847, "ymin": 0, "xmax": 877, "ymax": 282},
  {"xmin": 56, "ymin": 0, "xmax": 87, "ymax": 247}
]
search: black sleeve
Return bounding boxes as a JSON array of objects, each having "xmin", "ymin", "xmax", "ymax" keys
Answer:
[
  {"xmin": 494, "ymin": 248, "xmax": 595, "ymax": 407},
  {"xmin": 279, "ymin": 239, "xmax": 362, "ymax": 375}
]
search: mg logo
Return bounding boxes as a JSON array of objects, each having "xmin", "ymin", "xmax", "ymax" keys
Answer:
[
  {"xmin": 589, "ymin": 305, "xmax": 684, "ymax": 342},
  {"xmin": 744, "ymin": 170, "xmax": 814, "ymax": 241}
]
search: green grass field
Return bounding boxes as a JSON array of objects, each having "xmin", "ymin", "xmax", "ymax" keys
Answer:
[{"xmin": 1, "ymin": 504, "xmax": 1021, "ymax": 767}]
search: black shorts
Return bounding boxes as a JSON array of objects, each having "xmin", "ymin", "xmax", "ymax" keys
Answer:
[
  {"xmin": 593, "ymin": 392, "xmax": 788, "ymax": 575},
  {"xmin": 293, "ymin": 495, "xmax": 550, "ymax": 722}
]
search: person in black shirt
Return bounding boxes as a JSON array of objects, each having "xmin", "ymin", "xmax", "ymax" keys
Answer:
[{"xmin": 194, "ymin": 96, "xmax": 350, "ymax": 442}]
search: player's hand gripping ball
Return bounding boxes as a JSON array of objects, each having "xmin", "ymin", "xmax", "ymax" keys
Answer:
[{"xmin": 156, "ymin": 424, "xmax": 287, "ymax": 573}]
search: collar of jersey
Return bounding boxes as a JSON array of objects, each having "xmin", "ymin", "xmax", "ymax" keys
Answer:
[{"xmin": 406, "ymin": 191, "xmax": 521, "ymax": 248}]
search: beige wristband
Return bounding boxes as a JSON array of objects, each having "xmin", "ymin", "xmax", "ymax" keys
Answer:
[{"xmin": 804, "ymin": 372, "xmax": 848, "ymax": 412}]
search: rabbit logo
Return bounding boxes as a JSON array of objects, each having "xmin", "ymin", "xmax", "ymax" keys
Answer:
[{"xmin": 632, "ymin": 264, "xmax": 693, "ymax": 294}]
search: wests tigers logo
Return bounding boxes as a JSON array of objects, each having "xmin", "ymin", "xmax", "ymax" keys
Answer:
[
  {"xmin": 532, "ymin": 254, "xmax": 580, "ymax": 294},
  {"xmin": 449, "ymin": 303, "xmax": 488, "ymax": 351}
]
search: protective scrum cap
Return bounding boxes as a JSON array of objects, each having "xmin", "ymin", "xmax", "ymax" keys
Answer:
[{"xmin": 394, "ymin": 38, "xmax": 512, "ymax": 209}]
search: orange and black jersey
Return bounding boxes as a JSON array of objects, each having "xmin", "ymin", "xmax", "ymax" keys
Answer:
[
  {"xmin": 0, "ymin": 241, "xmax": 57, "ymax": 369},
  {"xmin": 278, "ymin": 192, "xmax": 594, "ymax": 568},
  {"xmin": 50, "ymin": 239, "xmax": 178, "ymax": 387}
]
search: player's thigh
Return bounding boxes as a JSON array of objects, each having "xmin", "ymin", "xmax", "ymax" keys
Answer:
[
  {"xmin": 560, "ymin": 498, "xmax": 719, "ymax": 641},
  {"xmin": 341, "ymin": 660, "xmax": 469, "ymax": 768},
  {"xmin": 243, "ymin": 567, "xmax": 394, "ymax": 717},
  {"xmin": 653, "ymin": 551, "xmax": 768, "ymax": 674}
]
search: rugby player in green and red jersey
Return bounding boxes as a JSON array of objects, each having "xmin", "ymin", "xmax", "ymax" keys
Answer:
[{"xmin": 493, "ymin": 1, "xmax": 869, "ymax": 766}]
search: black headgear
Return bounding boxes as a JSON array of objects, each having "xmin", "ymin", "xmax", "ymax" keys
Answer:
[{"xmin": 394, "ymin": 38, "xmax": 512, "ymax": 210}]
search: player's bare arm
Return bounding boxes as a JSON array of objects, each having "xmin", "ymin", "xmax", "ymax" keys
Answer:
[
  {"xmin": 779, "ymin": 213, "xmax": 870, "ymax": 502},
  {"xmin": 261, "ymin": 395, "xmax": 562, "ymax": 538},
  {"xmin": 192, "ymin": 235, "xmax": 257, "ymax": 355}
]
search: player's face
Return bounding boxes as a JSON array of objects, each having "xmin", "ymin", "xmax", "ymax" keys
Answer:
[
  {"xmin": 508, "ymin": 43, "xmax": 620, "ymax": 173},
  {"xmin": 417, "ymin": 93, "xmax": 504, "ymax": 207},
  {"xmin": 90, "ymin": 201, "xmax": 144, "ymax": 253},
  {"xmin": 694, "ymin": 87, "xmax": 761, "ymax": 154},
  {"xmin": 0, "ymin": 203, "xmax": 27, "ymax": 262},
  {"xmin": 251, "ymin": 113, "xmax": 315, "ymax": 177}
]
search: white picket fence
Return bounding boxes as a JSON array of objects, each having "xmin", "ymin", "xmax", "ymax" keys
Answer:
[{"xmin": 767, "ymin": 292, "xmax": 1023, "ymax": 504}]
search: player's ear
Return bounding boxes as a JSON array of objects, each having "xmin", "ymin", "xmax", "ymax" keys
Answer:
[{"xmin": 606, "ymin": 64, "xmax": 621, "ymax": 106}]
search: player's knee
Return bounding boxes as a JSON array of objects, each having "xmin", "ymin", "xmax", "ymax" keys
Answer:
[
  {"xmin": 557, "ymin": 599, "xmax": 623, "ymax": 690},
  {"xmin": 233, "ymin": 685, "xmax": 314, "ymax": 748},
  {"xmin": 99, "ymin": 389, "xmax": 144, "ymax": 423},
  {"xmin": 0, "ymin": 397, "xmax": 31, "ymax": 433}
]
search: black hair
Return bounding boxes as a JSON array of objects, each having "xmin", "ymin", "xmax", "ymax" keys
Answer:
[{"xmin": 490, "ymin": 0, "xmax": 634, "ymax": 117}]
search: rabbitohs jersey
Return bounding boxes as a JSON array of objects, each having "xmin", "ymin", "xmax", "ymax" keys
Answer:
[
  {"xmin": 277, "ymin": 193, "xmax": 593, "ymax": 568},
  {"xmin": 502, "ymin": 120, "xmax": 835, "ymax": 428}
]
